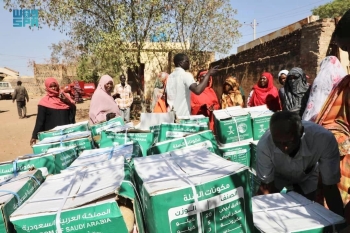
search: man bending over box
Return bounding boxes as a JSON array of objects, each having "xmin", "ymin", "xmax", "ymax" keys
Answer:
[{"xmin": 256, "ymin": 111, "xmax": 344, "ymax": 217}]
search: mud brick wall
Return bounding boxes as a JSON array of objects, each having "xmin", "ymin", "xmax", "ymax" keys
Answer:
[{"xmin": 210, "ymin": 18, "xmax": 336, "ymax": 105}]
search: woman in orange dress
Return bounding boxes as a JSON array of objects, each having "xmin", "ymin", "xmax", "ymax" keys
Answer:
[
  {"xmin": 191, "ymin": 70, "xmax": 220, "ymax": 131},
  {"xmin": 153, "ymin": 72, "xmax": 169, "ymax": 113}
]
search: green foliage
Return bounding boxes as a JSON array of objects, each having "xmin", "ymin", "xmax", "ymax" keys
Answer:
[
  {"xmin": 76, "ymin": 56, "xmax": 99, "ymax": 84},
  {"xmin": 312, "ymin": 0, "xmax": 350, "ymax": 18}
]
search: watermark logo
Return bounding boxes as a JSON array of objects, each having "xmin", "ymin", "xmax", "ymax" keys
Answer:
[{"xmin": 13, "ymin": 9, "xmax": 38, "ymax": 27}]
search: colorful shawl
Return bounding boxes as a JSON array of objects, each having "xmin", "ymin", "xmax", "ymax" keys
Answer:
[
  {"xmin": 303, "ymin": 56, "xmax": 347, "ymax": 121},
  {"xmin": 221, "ymin": 77, "xmax": 243, "ymax": 108}
]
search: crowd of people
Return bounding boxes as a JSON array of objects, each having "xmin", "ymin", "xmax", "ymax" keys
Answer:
[
  {"xmin": 29, "ymin": 75, "xmax": 133, "ymax": 145},
  {"xmin": 25, "ymin": 7, "xmax": 350, "ymax": 224}
]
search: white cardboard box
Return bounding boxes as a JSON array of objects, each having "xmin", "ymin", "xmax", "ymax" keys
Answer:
[
  {"xmin": 253, "ymin": 192, "xmax": 346, "ymax": 232},
  {"xmin": 134, "ymin": 147, "xmax": 255, "ymax": 233},
  {"xmin": 10, "ymin": 157, "xmax": 127, "ymax": 233}
]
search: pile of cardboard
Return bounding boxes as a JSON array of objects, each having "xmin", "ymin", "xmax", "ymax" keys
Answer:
[
  {"xmin": 0, "ymin": 170, "xmax": 44, "ymax": 233},
  {"xmin": 253, "ymin": 192, "xmax": 346, "ymax": 232},
  {"xmin": 10, "ymin": 157, "xmax": 138, "ymax": 233},
  {"xmin": 134, "ymin": 147, "xmax": 254, "ymax": 233},
  {"xmin": 0, "ymin": 111, "xmax": 345, "ymax": 233}
]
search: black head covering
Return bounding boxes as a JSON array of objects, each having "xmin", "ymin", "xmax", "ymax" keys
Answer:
[{"xmin": 283, "ymin": 67, "xmax": 310, "ymax": 116}]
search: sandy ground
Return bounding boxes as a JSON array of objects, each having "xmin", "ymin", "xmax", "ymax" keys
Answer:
[{"xmin": 0, "ymin": 96, "xmax": 90, "ymax": 162}]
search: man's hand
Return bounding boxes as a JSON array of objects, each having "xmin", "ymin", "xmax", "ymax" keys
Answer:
[
  {"xmin": 106, "ymin": 113, "xmax": 116, "ymax": 121},
  {"xmin": 113, "ymin": 93, "xmax": 121, "ymax": 99},
  {"xmin": 30, "ymin": 138, "xmax": 36, "ymax": 146},
  {"xmin": 12, "ymin": 100, "xmax": 15, "ymax": 103},
  {"xmin": 59, "ymin": 93, "xmax": 67, "ymax": 102},
  {"xmin": 208, "ymin": 65, "xmax": 220, "ymax": 76},
  {"xmin": 208, "ymin": 104, "xmax": 214, "ymax": 112},
  {"xmin": 27, "ymin": 99, "xmax": 29, "ymax": 102},
  {"xmin": 323, "ymin": 184, "xmax": 344, "ymax": 217},
  {"xmin": 257, "ymin": 181, "xmax": 280, "ymax": 196}
]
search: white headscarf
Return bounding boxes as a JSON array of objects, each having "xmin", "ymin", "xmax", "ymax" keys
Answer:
[
  {"xmin": 278, "ymin": 70, "xmax": 289, "ymax": 78},
  {"xmin": 302, "ymin": 56, "xmax": 347, "ymax": 121}
]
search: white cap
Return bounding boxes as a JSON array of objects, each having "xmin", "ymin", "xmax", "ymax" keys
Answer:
[{"xmin": 278, "ymin": 70, "xmax": 289, "ymax": 78}]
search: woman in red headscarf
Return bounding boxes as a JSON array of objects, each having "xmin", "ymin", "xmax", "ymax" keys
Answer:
[
  {"xmin": 191, "ymin": 70, "xmax": 220, "ymax": 131},
  {"xmin": 247, "ymin": 72, "xmax": 281, "ymax": 111},
  {"xmin": 30, "ymin": 77, "xmax": 76, "ymax": 146}
]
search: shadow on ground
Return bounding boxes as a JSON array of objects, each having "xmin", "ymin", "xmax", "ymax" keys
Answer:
[{"xmin": 25, "ymin": 114, "xmax": 37, "ymax": 118}]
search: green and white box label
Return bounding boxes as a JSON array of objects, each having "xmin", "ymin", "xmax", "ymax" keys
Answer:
[
  {"xmin": 168, "ymin": 187, "xmax": 247, "ymax": 233},
  {"xmin": 219, "ymin": 143, "xmax": 251, "ymax": 167},
  {"xmin": 214, "ymin": 109, "xmax": 253, "ymax": 144},
  {"xmin": 89, "ymin": 117, "xmax": 125, "ymax": 137},
  {"xmin": 38, "ymin": 121, "xmax": 89, "ymax": 141}
]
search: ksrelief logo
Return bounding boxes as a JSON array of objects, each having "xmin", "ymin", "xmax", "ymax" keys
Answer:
[
  {"xmin": 259, "ymin": 124, "xmax": 266, "ymax": 133},
  {"xmin": 237, "ymin": 123, "xmax": 247, "ymax": 133},
  {"xmin": 227, "ymin": 126, "xmax": 235, "ymax": 135}
]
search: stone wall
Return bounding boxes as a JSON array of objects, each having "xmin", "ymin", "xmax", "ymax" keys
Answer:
[
  {"xmin": 34, "ymin": 64, "xmax": 77, "ymax": 86},
  {"xmin": 7, "ymin": 78, "xmax": 45, "ymax": 96},
  {"xmin": 210, "ymin": 18, "xmax": 337, "ymax": 104}
]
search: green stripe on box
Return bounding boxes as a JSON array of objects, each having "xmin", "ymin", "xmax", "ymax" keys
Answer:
[
  {"xmin": 32, "ymin": 138, "xmax": 92, "ymax": 155},
  {"xmin": 38, "ymin": 124, "xmax": 89, "ymax": 141},
  {"xmin": 148, "ymin": 130, "xmax": 219, "ymax": 155},
  {"xmin": 218, "ymin": 143, "xmax": 251, "ymax": 167},
  {"xmin": 99, "ymin": 131, "xmax": 153, "ymax": 157},
  {"xmin": 89, "ymin": 117, "xmax": 125, "ymax": 137},
  {"xmin": 12, "ymin": 200, "xmax": 128, "ymax": 233},
  {"xmin": 158, "ymin": 123, "xmax": 209, "ymax": 142}
]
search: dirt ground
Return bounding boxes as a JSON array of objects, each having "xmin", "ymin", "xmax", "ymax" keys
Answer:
[{"xmin": 0, "ymin": 96, "xmax": 90, "ymax": 162}]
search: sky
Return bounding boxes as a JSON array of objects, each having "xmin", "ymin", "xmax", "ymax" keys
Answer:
[{"xmin": 0, "ymin": 0, "xmax": 331, "ymax": 76}]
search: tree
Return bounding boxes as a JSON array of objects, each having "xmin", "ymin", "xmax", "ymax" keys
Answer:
[
  {"xmin": 4, "ymin": 0, "xmax": 240, "ymax": 73},
  {"xmin": 312, "ymin": 0, "xmax": 350, "ymax": 18},
  {"xmin": 48, "ymin": 40, "xmax": 81, "ymax": 65},
  {"xmin": 76, "ymin": 56, "xmax": 100, "ymax": 85}
]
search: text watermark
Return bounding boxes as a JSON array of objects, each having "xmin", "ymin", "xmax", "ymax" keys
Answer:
[{"xmin": 13, "ymin": 9, "xmax": 38, "ymax": 27}]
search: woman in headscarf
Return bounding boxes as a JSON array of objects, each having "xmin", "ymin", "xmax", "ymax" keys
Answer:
[
  {"xmin": 152, "ymin": 72, "xmax": 169, "ymax": 113},
  {"xmin": 247, "ymin": 72, "xmax": 281, "ymax": 111},
  {"xmin": 221, "ymin": 76, "xmax": 244, "ymax": 108},
  {"xmin": 89, "ymin": 75, "xmax": 120, "ymax": 124},
  {"xmin": 303, "ymin": 56, "xmax": 346, "ymax": 121},
  {"xmin": 72, "ymin": 80, "xmax": 83, "ymax": 103},
  {"xmin": 278, "ymin": 70, "xmax": 288, "ymax": 107},
  {"xmin": 232, "ymin": 76, "xmax": 246, "ymax": 105},
  {"xmin": 283, "ymin": 67, "xmax": 310, "ymax": 116},
  {"xmin": 191, "ymin": 70, "xmax": 220, "ymax": 131},
  {"xmin": 315, "ymin": 9, "xmax": 350, "ymax": 222},
  {"xmin": 30, "ymin": 77, "xmax": 76, "ymax": 146}
]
